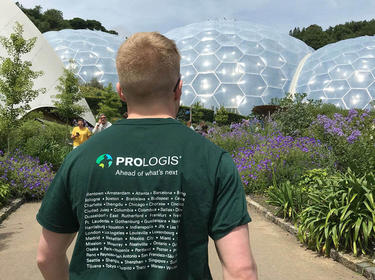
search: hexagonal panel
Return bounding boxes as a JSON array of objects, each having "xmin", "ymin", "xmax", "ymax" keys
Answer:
[
  {"xmin": 180, "ymin": 85, "xmax": 196, "ymax": 106},
  {"xmin": 307, "ymin": 91, "xmax": 327, "ymax": 101},
  {"xmin": 347, "ymin": 71, "xmax": 374, "ymax": 88},
  {"xmin": 216, "ymin": 63, "xmax": 243, "ymax": 83},
  {"xmin": 92, "ymin": 45, "xmax": 116, "ymax": 58},
  {"xmin": 216, "ymin": 46, "xmax": 243, "ymax": 62},
  {"xmin": 323, "ymin": 98, "xmax": 346, "ymax": 109},
  {"xmin": 324, "ymin": 80, "xmax": 350, "ymax": 99},
  {"xmin": 194, "ymin": 40, "xmax": 220, "ymax": 54},
  {"xmin": 237, "ymin": 96, "xmax": 264, "ymax": 116},
  {"xmin": 262, "ymin": 87, "xmax": 284, "ymax": 104},
  {"xmin": 353, "ymin": 58, "xmax": 375, "ymax": 71},
  {"xmin": 97, "ymin": 57, "xmax": 116, "ymax": 73},
  {"xmin": 359, "ymin": 48, "xmax": 375, "ymax": 58},
  {"xmin": 193, "ymin": 96, "xmax": 219, "ymax": 110},
  {"xmin": 99, "ymin": 73, "xmax": 118, "ymax": 86},
  {"xmin": 70, "ymin": 41, "xmax": 93, "ymax": 50},
  {"xmin": 181, "ymin": 65, "xmax": 197, "ymax": 85},
  {"xmin": 177, "ymin": 37, "xmax": 199, "ymax": 51},
  {"xmin": 79, "ymin": 65, "xmax": 103, "ymax": 82},
  {"xmin": 180, "ymin": 49, "xmax": 199, "ymax": 66},
  {"xmin": 261, "ymin": 51, "xmax": 285, "ymax": 68},
  {"xmin": 367, "ymin": 82, "xmax": 375, "ymax": 98},
  {"xmin": 333, "ymin": 53, "xmax": 358, "ymax": 64},
  {"xmin": 261, "ymin": 67, "xmax": 287, "ymax": 88},
  {"xmin": 238, "ymin": 30, "xmax": 262, "ymax": 41},
  {"xmin": 195, "ymin": 30, "xmax": 220, "ymax": 41},
  {"xmin": 75, "ymin": 51, "xmax": 98, "ymax": 65},
  {"xmin": 260, "ymin": 38, "xmax": 283, "ymax": 53},
  {"xmin": 238, "ymin": 55, "xmax": 265, "ymax": 74},
  {"xmin": 216, "ymin": 34, "xmax": 243, "ymax": 46},
  {"xmin": 343, "ymin": 89, "xmax": 371, "ymax": 109},
  {"xmin": 214, "ymin": 84, "xmax": 245, "ymax": 107},
  {"xmin": 308, "ymin": 73, "xmax": 331, "ymax": 91},
  {"xmin": 313, "ymin": 60, "xmax": 336, "ymax": 74},
  {"xmin": 238, "ymin": 41, "xmax": 264, "ymax": 55},
  {"xmin": 239, "ymin": 74, "xmax": 267, "ymax": 96},
  {"xmin": 55, "ymin": 48, "xmax": 75, "ymax": 60},
  {"xmin": 191, "ymin": 74, "xmax": 220, "ymax": 96},
  {"xmin": 193, "ymin": 55, "xmax": 220, "ymax": 72},
  {"xmin": 328, "ymin": 64, "xmax": 355, "ymax": 80}
]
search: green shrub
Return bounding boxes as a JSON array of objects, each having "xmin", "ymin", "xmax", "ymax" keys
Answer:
[
  {"xmin": 0, "ymin": 183, "xmax": 10, "ymax": 206},
  {"xmin": 8, "ymin": 119, "xmax": 72, "ymax": 169},
  {"xmin": 298, "ymin": 169, "xmax": 375, "ymax": 256}
]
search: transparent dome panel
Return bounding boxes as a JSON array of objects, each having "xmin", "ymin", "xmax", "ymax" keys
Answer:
[
  {"xmin": 180, "ymin": 49, "xmax": 199, "ymax": 66},
  {"xmin": 347, "ymin": 71, "xmax": 374, "ymax": 88},
  {"xmin": 261, "ymin": 51, "xmax": 285, "ymax": 68},
  {"xmin": 181, "ymin": 65, "xmax": 197, "ymax": 84},
  {"xmin": 367, "ymin": 82, "xmax": 375, "ymax": 98},
  {"xmin": 307, "ymin": 91, "xmax": 326, "ymax": 101},
  {"xmin": 100, "ymin": 73, "xmax": 118, "ymax": 86},
  {"xmin": 75, "ymin": 51, "xmax": 98, "ymax": 65},
  {"xmin": 216, "ymin": 34, "xmax": 243, "ymax": 46},
  {"xmin": 193, "ymin": 95, "xmax": 219, "ymax": 109},
  {"xmin": 194, "ymin": 40, "xmax": 220, "ymax": 54},
  {"xmin": 191, "ymin": 73, "xmax": 220, "ymax": 96},
  {"xmin": 181, "ymin": 85, "xmax": 196, "ymax": 106},
  {"xmin": 239, "ymin": 74, "xmax": 266, "ymax": 96},
  {"xmin": 308, "ymin": 73, "xmax": 331, "ymax": 91},
  {"xmin": 177, "ymin": 37, "xmax": 199, "ymax": 51},
  {"xmin": 237, "ymin": 96, "xmax": 264, "ymax": 116},
  {"xmin": 196, "ymin": 30, "xmax": 220, "ymax": 41},
  {"xmin": 353, "ymin": 58, "xmax": 375, "ymax": 71},
  {"xmin": 79, "ymin": 65, "xmax": 103, "ymax": 82},
  {"xmin": 238, "ymin": 41, "xmax": 264, "ymax": 55},
  {"xmin": 70, "ymin": 41, "xmax": 93, "ymax": 50},
  {"xmin": 238, "ymin": 55, "xmax": 265, "ymax": 74},
  {"xmin": 261, "ymin": 67, "xmax": 286, "ymax": 88},
  {"xmin": 97, "ymin": 58, "xmax": 116, "ymax": 73},
  {"xmin": 343, "ymin": 89, "xmax": 371, "ymax": 109},
  {"xmin": 324, "ymin": 98, "xmax": 346, "ymax": 109},
  {"xmin": 262, "ymin": 87, "xmax": 284, "ymax": 104},
  {"xmin": 328, "ymin": 64, "xmax": 355, "ymax": 80},
  {"xmin": 193, "ymin": 55, "xmax": 220, "ymax": 72},
  {"xmin": 324, "ymin": 80, "xmax": 350, "ymax": 98},
  {"xmin": 214, "ymin": 84, "xmax": 245, "ymax": 107},
  {"xmin": 216, "ymin": 63, "xmax": 243, "ymax": 83},
  {"xmin": 260, "ymin": 39, "xmax": 283, "ymax": 53},
  {"xmin": 216, "ymin": 46, "xmax": 243, "ymax": 62}
]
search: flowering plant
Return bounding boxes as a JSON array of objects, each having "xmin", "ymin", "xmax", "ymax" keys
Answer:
[{"xmin": 0, "ymin": 150, "xmax": 54, "ymax": 199}]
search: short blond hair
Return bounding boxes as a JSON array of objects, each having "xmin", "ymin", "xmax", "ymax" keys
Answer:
[{"xmin": 116, "ymin": 32, "xmax": 180, "ymax": 102}]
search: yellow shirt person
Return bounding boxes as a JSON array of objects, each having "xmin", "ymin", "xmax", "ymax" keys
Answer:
[{"xmin": 71, "ymin": 119, "xmax": 92, "ymax": 148}]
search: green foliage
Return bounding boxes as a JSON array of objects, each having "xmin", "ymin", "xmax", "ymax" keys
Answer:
[
  {"xmin": 271, "ymin": 93, "xmax": 322, "ymax": 137},
  {"xmin": 53, "ymin": 68, "xmax": 85, "ymax": 124},
  {"xmin": 191, "ymin": 102, "xmax": 214, "ymax": 123},
  {"xmin": 214, "ymin": 106, "xmax": 229, "ymax": 126},
  {"xmin": 8, "ymin": 119, "xmax": 72, "ymax": 169},
  {"xmin": 290, "ymin": 19, "xmax": 375, "ymax": 49},
  {"xmin": 0, "ymin": 22, "xmax": 45, "ymax": 151},
  {"xmin": 15, "ymin": 2, "xmax": 118, "ymax": 35},
  {"xmin": 267, "ymin": 180, "xmax": 305, "ymax": 222},
  {"xmin": 97, "ymin": 83, "xmax": 123, "ymax": 122},
  {"xmin": 0, "ymin": 183, "xmax": 10, "ymax": 207},
  {"xmin": 298, "ymin": 169, "xmax": 375, "ymax": 256}
]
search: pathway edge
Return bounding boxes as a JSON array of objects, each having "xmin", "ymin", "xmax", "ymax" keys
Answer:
[
  {"xmin": 0, "ymin": 198, "xmax": 25, "ymax": 224},
  {"xmin": 246, "ymin": 196, "xmax": 375, "ymax": 280}
]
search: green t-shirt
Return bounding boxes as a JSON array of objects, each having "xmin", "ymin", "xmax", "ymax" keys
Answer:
[{"xmin": 37, "ymin": 118, "xmax": 251, "ymax": 280}]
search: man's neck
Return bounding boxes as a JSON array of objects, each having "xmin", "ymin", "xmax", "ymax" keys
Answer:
[{"xmin": 127, "ymin": 113, "xmax": 174, "ymax": 119}]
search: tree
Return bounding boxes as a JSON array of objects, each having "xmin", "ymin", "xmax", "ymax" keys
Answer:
[
  {"xmin": 97, "ymin": 83, "xmax": 122, "ymax": 121},
  {"xmin": 69, "ymin": 17, "xmax": 87, "ymax": 29},
  {"xmin": 214, "ymin": 106, "xmax": 229, "ymax": 126},
  {"xmin": 53, "ymin": 67, "xmax": 85, "ymax": 124},
  {"xmin": 0, "ymin": 22, "xmax": 45, "ymax": 151}
]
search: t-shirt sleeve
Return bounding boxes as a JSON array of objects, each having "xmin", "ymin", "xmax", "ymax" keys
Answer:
[
  {"xmin": 208, "ymin": 152, "xmax": 251, "ymax": 240},
  {"xmin": 36, "ymin": 162, "xmax": 79, "ymax": 233}
]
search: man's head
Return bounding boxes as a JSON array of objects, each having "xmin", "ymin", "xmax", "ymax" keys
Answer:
[
  {"xmin": 116, "ymin": 32, "xmax": 181, "ymax": 114},
  {"xmin": 99, "ymin": 114, "xmax": 107, "ymax": 124},
  {"xmin": 77, "ymin": 118, "xmax": 84, "ymax": 128}
]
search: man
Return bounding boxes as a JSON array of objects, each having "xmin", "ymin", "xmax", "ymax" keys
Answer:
[
  {"xmin": 71, "ymin": 118, "xmax": 92, "ymax": 149},
  {"xmin": 36, "ymin": 32, "xmax": 257, "ymax": 280},
  {"xmin": 92, "ymin": 113, "xmax": 112, "ymax": 134}
]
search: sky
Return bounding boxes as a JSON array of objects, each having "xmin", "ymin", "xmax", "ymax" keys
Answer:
[{"xmin": 16, "ymin": 0, "xmax": 375, "ymax": 38}]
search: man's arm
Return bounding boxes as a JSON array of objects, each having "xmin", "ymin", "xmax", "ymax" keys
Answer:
[
  {"xmin": 215, "ymin": 224, "xmax": 258, "ymax": 280},
  {"xmin": 36, "ymin": 228, "xmax": 76, "ymax": 280}
]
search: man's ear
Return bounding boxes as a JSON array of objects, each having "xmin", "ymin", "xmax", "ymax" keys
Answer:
[
  {"xmin": 174, "ymin": 79, "xmax": 183, "ymax": 101},
  {"xmin": 116, "ymin": 82, "xmax": 126, "ymax": 102}
]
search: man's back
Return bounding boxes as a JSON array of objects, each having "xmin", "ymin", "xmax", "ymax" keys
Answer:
[{"xmin": 37, "ymin": 118, "xmax": 250, "ymax": 279}]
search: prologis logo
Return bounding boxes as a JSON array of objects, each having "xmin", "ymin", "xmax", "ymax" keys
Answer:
[{"xmin": 96, "ymin": 154, "xmax": 113, "ymax": 168}]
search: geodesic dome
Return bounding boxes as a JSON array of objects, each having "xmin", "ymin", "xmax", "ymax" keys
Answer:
[
  {"xmin": 164, "ymin": 20, "xmax": 313, "ymax": 115},
  {"xmin": 296, "ymin": 36, "xmax": 375, "ymax": 110},
  {"xmin": 43, "ymin": 29, "xmax": 122, "ymax": 87}
]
